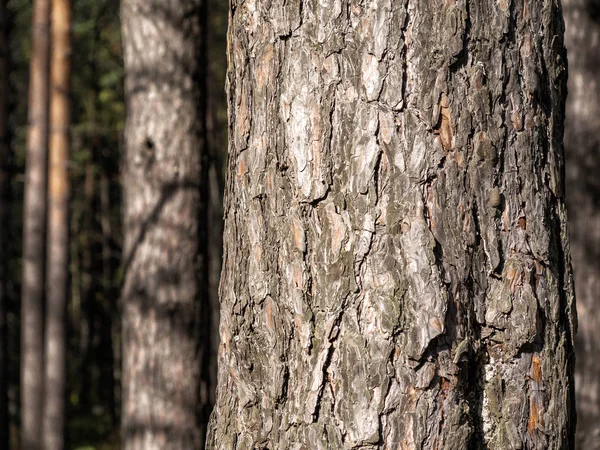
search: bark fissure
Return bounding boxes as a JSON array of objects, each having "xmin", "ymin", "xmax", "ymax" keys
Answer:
[{"xmin": 209, "ymin": 0, "xmax": 576, "ymax": 448}]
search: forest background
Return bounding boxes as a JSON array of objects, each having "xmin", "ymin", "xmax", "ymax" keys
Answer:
[{"xmin": 0, "ymin": 0, "xmax": 599, "ymax": 449}]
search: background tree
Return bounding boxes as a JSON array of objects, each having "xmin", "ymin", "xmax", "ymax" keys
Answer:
[
  {"xmin": 20, "ymin": 0, "xmax": 50, "ymax": 447},
  {"xmin": 563, "ymin": 0, "xmax": 600, "ymax": 448},
  {"xmin": 68, "ymin": 0, "xmax": 122, "ymax": 435},
  {"xmin": 43, "ymin": 0, "xmax": 71, "ymax": 447},
  {"xmin": 120, "ymin": 0, "xmax": 208, "ymax": 448},
  {"xmin": 0, "ymin": 0, "xmax": 10, "ymax": 447},
  {"xmin": 201, "ymin": 0, "xmax": 227, "ymax": 418},
  {"xmin": 3, "ymin": 0, "xmax": 125, "ymax": 446},
  {"xmin": 208, "ymin": 0, "xmax": 576, "ymax": 448}
]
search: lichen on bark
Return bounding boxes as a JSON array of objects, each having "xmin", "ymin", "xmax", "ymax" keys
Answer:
[{"xmin": 208, "ymin": 0, "xmax": 577, "ymax": 449}]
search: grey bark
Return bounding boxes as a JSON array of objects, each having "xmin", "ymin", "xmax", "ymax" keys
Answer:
[
  {"xmin": 562, "ymin": 1, "xmax": 600, "ymax": 448},
  {"xmin": 121, "ymin": 0, "xmax": 207, "ymax": 448},
  {"xmin": 208, "ymin": 0, "xmax": 576, "ymax": 449},
  {"xmin": 21, "ymin": 0, "xmax": 50, "ymax": 448}
]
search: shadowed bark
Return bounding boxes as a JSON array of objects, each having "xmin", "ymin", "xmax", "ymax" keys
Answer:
[
  {"xmin": 43, "ymin": 0, "xmax": 71, "ymax": 447},
  {"xmin": 21, "ymin": 0, "xmax": 50, "ymax": 447},
  {"xmin": 120, "ymin": 0, "xmax": 207, "ymax": 448},
  {"xmin": 208, "ymin": 0, "xmax": 576, "ymax": 449}
]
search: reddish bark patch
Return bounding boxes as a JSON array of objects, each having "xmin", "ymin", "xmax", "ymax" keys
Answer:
[{"xmin": 435, "ymin": 93, "xmax": 454, "ymax": 152}]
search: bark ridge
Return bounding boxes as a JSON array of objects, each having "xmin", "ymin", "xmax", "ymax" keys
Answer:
[{"xmin": 209, "ymin": 0, "xmax": 576, "ymax": 449}]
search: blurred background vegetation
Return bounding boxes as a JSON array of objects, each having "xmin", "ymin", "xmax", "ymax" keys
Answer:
[{"xmin": 4, "ymin": 0, "xmax": 227, "ymax": 448}]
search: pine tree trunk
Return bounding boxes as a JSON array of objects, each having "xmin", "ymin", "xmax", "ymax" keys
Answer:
[
  {"xmin": 100, "ymin": 158, "xmax": 117, "ymax": 426},
  {"xmin": 562, "ymin": 1, "xmax": 600, "ymax": 448},
  {"xmin": 43, "ymin": 0, "xmax": 71, "ymax": 447},
  {"xmin": 0, "ymin": 0, "xmax": 9, "ymax": 447},
  {"xmin": 121, "ymin": 0, "xmax": 207, "ymax": 448},
  {"xmin": 208, "ymin": 1, "xmax": 576, "ymax": 449},
  {"xmin": 78, "ymin": 161, "xmax": 94, "ymax": 410},
  {"xmin": 21, "ymin": 0, "xmax": 50, "ymax": 447}
]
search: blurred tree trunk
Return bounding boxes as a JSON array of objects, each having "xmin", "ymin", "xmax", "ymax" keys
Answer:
[
  {"xmin": 78, "ymin": 157, "xmax": 94, "ymax": 410},
  {"xmin": 563, "ymin": 1, "xmax": 600, "ymax": 448},
  {"xmin": 100, "ymin": 152, "xmax": 117, "ymax": 426},
  {"xmin": 121, "ymin": 0, "xmax": 207, "ymax": 448},
  {"xmin": 198, "ymin": 0, "xmax": 222, "ymax": 426},
  {"xmin": 43, "ymin": 0, "xmax": 71, "ymax": 447},
  {"xmin": 0, "ymin": 0, "xmax": 9, "ymax": 447},
  {"xmin": 207, "ymin": 1, "xmax": 576, "ymax": 449},
  {"xmin": 204, "ymin": 129, "xmax": 221, "ymax": 416},
  {"xmin": 203, "ymin": 0, "xmax": 226, "ymax": 414},
  {"xmin": 21, "ymin": 0, "xmax": 50, "ymax": 447}
]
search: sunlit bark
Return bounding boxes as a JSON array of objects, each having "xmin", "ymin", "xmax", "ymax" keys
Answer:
[
  {"xmin": 21, "ymin": 0, "xmax": 50, "ymax": 447},
  {"xmin": 42, "ymin": 0, "xmax": 71, "ymax": 447},
  {"xmin": 121, "ymin": 0, "xmax": 207, "ymax": 448},
  {"xmin": 208, "ymin": 1, "xmax": 576, "ymax": 448}
]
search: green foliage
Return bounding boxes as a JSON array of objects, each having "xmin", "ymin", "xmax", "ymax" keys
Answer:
[{"xmin": 68, "ymin": 413, "xmax": 119, "ymax": 450}]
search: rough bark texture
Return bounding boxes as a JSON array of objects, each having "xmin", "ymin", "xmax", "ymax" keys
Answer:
[
  {"xmin": 562, "ymin": 1, "xmax": 600, "ymax": 448},
  {"xmin": 21, "ymin": 0, "xmax": 50, "ymax": 448},
  {"xmin": 208, "ymin": 0, "xmax": 577, "ymax": 449},
  {"xmin": 0, "ymin": 0, "xmax": 9, "ymax": 447},
  {"xmin": 43, "ymin": 0, "xmax": 71, "ymax": 447},
  {"xmin": 121, "ymin": 0, "xmax": 207, "ymax": 448}
]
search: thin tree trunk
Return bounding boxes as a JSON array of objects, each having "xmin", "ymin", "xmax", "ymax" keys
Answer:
[
  {"xmin": 43, "ymin": 0, "xmax": 71, "ymax": 447},
  {"xmin": 21, "ymin": 0, "xmax": 50, "ymax": 447},
  {"xmin": 100, "ymin": 157, "xmax": 117, "ymax": 426},
  {"xmin": 208, "ymin": 1, "xmax": 576, "ymax": 449},
  {"xmin": 198, "ymin": 0, "xmax": 221, "ymax": 429},
  {"xmin": 0, "ymin": 0, "xmax": 9, "ymax": 447},
  {"xmin": 204, "ymin": 0, "xmax": 226, "ymax": 413},
  {"xmin": 562, "ymin": 1, "xmax": 600, "ymax": 448},
  {"xmin": 205, "ymin": 156, "xmax": 222, "ymax": 412},
  {"xmin": 121, "ymin": 0, "xmax": 206, "ymax": 448},
  {"xmin": 78, "ymin": 162, "xmax": 94, "ymax": 409}
]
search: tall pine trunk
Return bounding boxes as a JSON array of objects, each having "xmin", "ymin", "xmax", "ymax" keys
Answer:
[
  {"xmin": 43, "ymin": 0, "xmax": 71, "ymax": 447},
  {"xmin": 100, "ymin": 153, "xmax": 117, "ymax": 426},
  {"xmin": 121, "ymin": 0, "xmax": 207, "ymax": 448},
  {"xmin": 563, "ymin": 0, "xmax": 600, "ymax": 448},
  {"xmin": 21, "ymin": 0, "xmax": 50, "ymax": 447},
  {"xmin": 0, "ymin": 0, "xmax": 9, "ymax": 447},
  {"xmin": 78, "ymin": 161, "xmax": 94, "ymax": 409},
  {"xmin": 208, "ymin": 0, "xmax": 577, "ymax": 448}
]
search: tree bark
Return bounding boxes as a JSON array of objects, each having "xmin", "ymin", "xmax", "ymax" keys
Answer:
[
  {"xmin": 562, "ymin": 1, "xmax": 600, "ymax": 448},
  {"xmin": 208, "ymin": 0, "xmax": 576, "ymax": 449},
  {"xmin": 43, "ymin": 0, "xmax": 71, "ymax": 447},
  {"xmin": 0, "ymin": 0, "xmax": 9, "ymax": 447},
  {"xmin": 121, "ymin": 0, "xmax": 207, "ymax": 448},
  {"xmin": 21, "ymin": 0, "xmax": 50, "ymax": 447}
]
